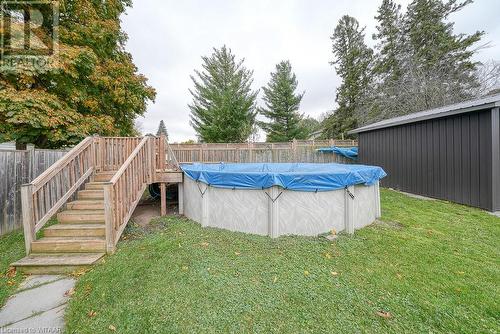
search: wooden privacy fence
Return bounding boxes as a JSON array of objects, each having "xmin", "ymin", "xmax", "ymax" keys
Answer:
[
  {"xmin": 0, "ymin": 147, "xmax": 69, "ymax": 235},
  {"xmin": 171, "ymin": 139, "xmax": 358, "ymax": 164}
]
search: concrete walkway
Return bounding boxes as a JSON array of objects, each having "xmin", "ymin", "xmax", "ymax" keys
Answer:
[{"xmin": 0, "ymin": 275, "xmax": 75, "ymax": 332}]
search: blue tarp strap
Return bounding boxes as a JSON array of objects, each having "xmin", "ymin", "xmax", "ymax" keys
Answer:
[
  {"xmin": 265, "ymin": 190, "xmax": 284, "ymax": 203},
  {"xmin": 196, "ymin": 181, "xmax": 209, "ymax": 197},
  {"xmin": 345, "ymin": 186, "xmax": 355, "ymax": 199}
]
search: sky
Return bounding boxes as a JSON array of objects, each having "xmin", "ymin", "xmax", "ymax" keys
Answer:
[{"xmin": 121, "ymin": 0, "xmax": 500, "ymax": 142}]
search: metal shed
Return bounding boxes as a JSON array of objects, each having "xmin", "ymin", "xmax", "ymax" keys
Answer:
[{"xmin": 350, "ymin": 94, "xmax": 500, "ymax": 211}]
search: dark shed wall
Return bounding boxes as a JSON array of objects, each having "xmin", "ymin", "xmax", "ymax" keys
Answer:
[{"xmin": 359, "ymin": 109, "xmax": 494, "ymax": 210}]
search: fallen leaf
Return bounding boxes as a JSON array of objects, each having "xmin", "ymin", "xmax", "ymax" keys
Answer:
[
  {"xmin": 234, "ymin": 252, "xmax": 241, "ymax": 256},
  {"xmin": 331, "ymin": 228, "xmax": 337, "ymax": 235},
  {"xmin": 396, "ymin": 273, "xmax": 403, "ymax": 279},
  {"xmin": 6, "ymin": 267, "xmax": 16, "ymax": 278},
  {"xmin": 273, "ymin": 276, "xmax": 278, "ymax": 283},
  {"xmin": 304, "ymin": 270, "xmax": 310, "ymax": 276},
  {"xmin": 87, "ymin": 310, "xmax": 97, "ymax": 318},
  {"xmin": 331, "ymin": 272, "xmax": 339, "ymax": 276},
  {"xmin": 325, "ymin": 253, "xmax": 332, "ymax": 259},
  {"xmin": 109, "ymin": 324, "xmax": 116, "ymax": 331},
  {"xmin": 200, "ymin": 242, "xmax": 209, "ymax": 247},
  {"xmin": 7, "ymin": 280, "xmax": 15, "ymax": 286},
  {"xmin": 70, "ymin": 268, "xmax": 88, "ymax": 278},
  {"xmin": 64, "ymin": 287, "xmax": 76, "ymax": 297},
  {"xmin": 376, "ymin": 311, "xmax": 392, "ymax": 319}
]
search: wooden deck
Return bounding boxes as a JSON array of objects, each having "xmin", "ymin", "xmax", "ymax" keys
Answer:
[{"xmin": 13, "ymin": 135, "xmax": 182, "ymax": 274}]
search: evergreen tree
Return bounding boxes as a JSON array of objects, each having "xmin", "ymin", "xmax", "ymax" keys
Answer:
[
  {"xmin": 189, "ymin": 46, "xmax": 258, "ymax": 143},
  {"xmin": 258, "ymin": 61, "xmax": 307, "ymax": 142},
  {"xmin": 365, "ymin": 0, "xmax": 484, "ymax": 124},
  {"xmin": 403, "ymin": 0, "xmax": 483, "ymax": 108},
  {"xmin": 0, "ymin": 1, "xmax": 156, "ymax": 148},
  {"xmin": 156, "ymin": 120, "xmax": 168, "ymax": 139},
  {"xmin": 373, "ymin": 0, "xmax": 404, "ymax": 81},
  {"xmin": 323, "ymin": 15, "xmax": 373, "ymax": 139}
]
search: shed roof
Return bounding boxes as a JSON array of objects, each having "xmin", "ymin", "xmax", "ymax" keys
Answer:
[{"xmin": 349, "ymin": 94, "xmax": 500, "ymax": 134}]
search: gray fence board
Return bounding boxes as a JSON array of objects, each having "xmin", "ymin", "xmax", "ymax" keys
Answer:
[{"xmin": 0, "ymin": 148, "xmax": 68, "ymax": 235}]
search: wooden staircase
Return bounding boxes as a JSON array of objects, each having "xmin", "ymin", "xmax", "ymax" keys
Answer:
[
  {"xmin": 12, "ymin": 136, "xmax": 182, "ymax": 274},
  {"xmin": 12, "ymin": 171, "xmax": 115, "ymax": 274}
]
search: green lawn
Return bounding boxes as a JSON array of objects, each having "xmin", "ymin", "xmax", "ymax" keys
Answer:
[
  {"xmin": 0, "ymin": 230, "xmax": 26, "ymax": 307},
  {"xmin": 61, "ymin": 189, "xmax": 498, "ymax": 333}
]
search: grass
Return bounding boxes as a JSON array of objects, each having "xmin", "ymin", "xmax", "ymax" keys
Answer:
[
  {"xmin": 0, "ymin": 230, "xmax": 26, "ymax": 307},
  {"xmin": 61, "ymin": 189, "xmax": 498, "ymax": 333},
  {"xmin": 0, "ymin": 218, "xmax": 59, "ymax": 307}
]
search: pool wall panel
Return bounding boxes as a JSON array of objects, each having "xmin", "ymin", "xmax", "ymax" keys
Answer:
[{"xmin": 183, "ymin": 177, "xmax": 380, "ymax": 237}]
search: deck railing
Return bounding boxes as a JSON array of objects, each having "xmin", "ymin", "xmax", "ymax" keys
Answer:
[
  {"xmin": 95, "ymin": 137, "xmax": 142, "ymax": 171},
  {"xmin": 21, "ymin": 137, "xmax": 96, "ymax": 254},
  {"xmin": 103, "ymin": 136, "xmax": 155, "ymax": 252}
]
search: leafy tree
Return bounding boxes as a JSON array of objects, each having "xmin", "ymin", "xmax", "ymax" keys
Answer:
[
  {"xmin": 258, "ymin": 61, "xmax": 307, "ymax": 142},
  {"xmin": 188, "ymin": 46, "xmax": 258, "ymax": 143},
  {"xmin": 156, "ymin": 120, "xmax": 168, "ymax": 139},
  {"xmin": 323, "ymin": 15, "xmax": 373, "ymax": 139},
  {"xmin": 0, "ymin": 0, "xmax": 156, "ymax": 148}
]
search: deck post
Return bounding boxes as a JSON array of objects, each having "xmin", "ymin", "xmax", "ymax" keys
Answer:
[
  {"xmin": 344, "ymin": 186, "xmax": 355, "ymax": 234},
  {"xmin": 178, "ymin": 182, "xmax": 184, "ymax": 215},
  {"xmin": 21, "ymin": 184, "xmax": 34, "ymax": 255},
  {"xmin": 148, "ymin": 135, "xmax": 155, "ymax": 183},
  {"xmin": 160, "ymin": 183, "xmax": 167, "ymax": 216},
  {"xmin": 103, "ymin": 184, "xmax": 115, "ymax": 254}
]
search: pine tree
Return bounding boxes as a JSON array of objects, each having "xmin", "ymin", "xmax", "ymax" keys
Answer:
[
  {"xmin": 323, "ymin": 15, "xmax": 373, "ymax": 139},
  {"xmin": 403, "ymin": 0, "xmax": 483, "ymax": 109},
  {"xmin": 156, "ymin": 120, "xmax": 168, "ymax": 139},
  {"xmin": 258, "ymin": 61, "xmax": 307, "ymax": 142},
  {"xmin": 189, "ymin": 46, "xmax": 258, "ymax": 143},
  {"xmin": 373, "ymin": 0, "xmax": 404, "ymax": 81},
  {"xmin": 365, "ymin": 0, "xmax": 483, "ymax": 124}
]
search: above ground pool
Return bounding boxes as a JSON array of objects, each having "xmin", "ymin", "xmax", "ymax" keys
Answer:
[{"xmin": 181, "ymin": 163, "xmax": 386, "ymax": 238}]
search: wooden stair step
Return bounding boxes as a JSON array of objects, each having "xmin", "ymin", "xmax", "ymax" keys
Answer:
[
  {"xmin": 85, "ymin": 182, "xmax": 107, "ymax": 190},
  {"xmin": 57, "ymin": 210, "xmax": 105, "ymax": 224},
  {"xmin": 12, "ymin": 253, "xmax": 105, "ymax": 275},
  {"xmin": 44, "ymin": 224, "xmax": 105, "ymax": 237},
  {"xmin": 66, "ymin": 200, "xmax": 104, "ymax": 210},
  {"xmin": 31, "ymin": 237, "xmax": 106, "ymax": 253},
  {"xmin": 93, "ymin": 171, "xmax": 116, "ymax": 182},
  {"xmin": 78, "ymin": 190, "xmax": 104, "ymax": 200}
]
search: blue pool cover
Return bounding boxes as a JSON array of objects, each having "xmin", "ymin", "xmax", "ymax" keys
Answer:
[
  {"xmin": 317, "ymin": 146, "xmax": 358, "ymax": 160},
  {"xmin": 182, "ymin": 163, "xmax": 386, "ymax": 192}
]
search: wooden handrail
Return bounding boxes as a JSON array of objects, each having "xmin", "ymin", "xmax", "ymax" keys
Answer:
[
  {"xmin": 31, "ymin": 137, "xmax": 93, "ymax": 192},
  {"xmin": 109, "ymin": 136, "xmax": 150, "ymax": 184},
  {"xmin": 103, "ymin": 136, "xmax": 154, "ymax": 253},
  {"xmin": 21, "ymin": 136, "xmax": 97, "ymax": 254}
]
